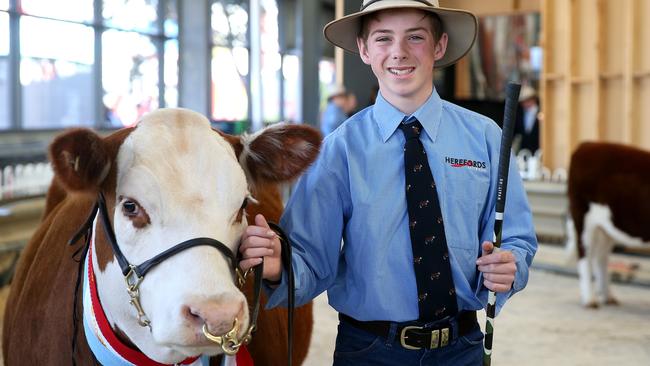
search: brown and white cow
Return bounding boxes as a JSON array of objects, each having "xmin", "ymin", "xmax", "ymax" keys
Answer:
[
  {"xmin": 568, "ymin": 141, "xmax": 650, "ymax": 308},
  {"xmin": 2, "ymin": 108, "xmax": 319, "ymax": 365}
]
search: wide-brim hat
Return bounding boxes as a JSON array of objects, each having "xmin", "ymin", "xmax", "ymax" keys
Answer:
[
  {"xmin": 323, "ymin": 0, "xmax": 478, "ymax": 69},
  {"xmin": 326, "ymin": 84, "xmax": 348, "ymax": 100}
]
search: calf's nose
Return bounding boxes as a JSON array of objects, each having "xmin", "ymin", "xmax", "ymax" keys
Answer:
[{"xmin": 183, "ymin": 297, "xmax": 246, "ymax": 336}]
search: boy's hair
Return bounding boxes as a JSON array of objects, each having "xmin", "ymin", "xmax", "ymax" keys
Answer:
[{"xmin": 357, "ymin": 10, "xmax": 444, "ymax": 45}]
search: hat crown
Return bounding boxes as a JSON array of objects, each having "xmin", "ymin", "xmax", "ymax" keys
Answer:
[{"xmin": 362, "ymin": 0, "xmax": 439, "ymax": 10}]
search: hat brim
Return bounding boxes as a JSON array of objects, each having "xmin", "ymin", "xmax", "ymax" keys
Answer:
[{"xmin": 323, "ymin": 1, "xmax": 478, "ymax": 69}]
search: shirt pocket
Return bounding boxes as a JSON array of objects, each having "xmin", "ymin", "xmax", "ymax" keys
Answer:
[{"xmin": 442, "ymin": 168, "xmax": 489, "ymax": 278}]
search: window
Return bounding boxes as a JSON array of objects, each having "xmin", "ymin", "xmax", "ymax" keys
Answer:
[
  {"xmin": 103, "ymin": 0, "xmax": 159, "ymax": 34},
  {"xmin": 0, "ymin": 11, "xmax": 8, "ymax": 129},
  {"xmin": 20, "ymin": 16, "xmax": 94, "ymax": 129},
  {"xmin": 21, "ymin": 0, "xmax": 93, "ymax": 23},
  {"xmin": 163, "ymin": 0, "xmax": 178, "ymax": 108},
  {"xmin": 319, "ymin": 59, "xmax": 336, "ymax": 112},
  {"xmin": 211, "ymin": 0, "xmax": 249, "ymax": 122},
  {"xmin": 164, "ymin": 39, "xmax": 178, "ymax": 108},
  {"xmin": 282, "ymin": 54, "xmax": 300, "ymax": 123},
  {"xmin": 260, "ymin": 0, "xmax": 280, "ymax": 123},
  {"xmin": 103, "ymin": 30, "xmax": 159, "ymax": 127},
  {"xmin": 0, "ymin": 0, "xmax": 178, "ymax": 131}
]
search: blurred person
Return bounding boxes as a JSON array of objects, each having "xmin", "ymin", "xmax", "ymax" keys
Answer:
[
  {"xmin": 513, "ymin": 85, "xmax": 540, "ymax": 154},
  {"xmin": 321, "ymin": 85, "xmax": 358, "ymax": 136}
]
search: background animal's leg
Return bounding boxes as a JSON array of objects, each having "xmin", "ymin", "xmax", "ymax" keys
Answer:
[
  {"xmin": 578, "ymin": 223, "xmax": 597, "ymax": 308},
  {"xmin": 591, "ymin": 228, "xmax": 618, "ymax": 305}
]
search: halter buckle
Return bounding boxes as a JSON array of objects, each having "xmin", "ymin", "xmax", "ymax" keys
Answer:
[
  {"xmin": 125, "ymin": 265, "xmax": 143, "ymax": 292},
  {"xmin": 235, "ymin": 267, "xmax": 252, "ymax": 287}
]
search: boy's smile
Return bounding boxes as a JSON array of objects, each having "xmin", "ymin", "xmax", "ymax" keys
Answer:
[
  {"xmin": 388, "ymin": 66, "xmax": 415, "ymax": 76},
  {"xmin": 357, "ymin": 9, "xmax": 447, "ymax": 114}
]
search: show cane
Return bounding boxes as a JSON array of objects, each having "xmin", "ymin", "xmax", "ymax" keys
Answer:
[{"xmin": 483, "ymin": 82, "xmax": 521, "ymax": 366}]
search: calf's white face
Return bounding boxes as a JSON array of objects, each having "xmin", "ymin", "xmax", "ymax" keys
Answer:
[{"xmin": 94, "ymin": 109, "xmax": 251, "ymax": 362}]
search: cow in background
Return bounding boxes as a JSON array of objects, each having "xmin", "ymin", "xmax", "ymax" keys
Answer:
[
  {"xmin": 3, "ymin": 108, "xmax": 319, "ymax": 365},
  {"xmin": 567, "ymin": 142, "xmax": 650, "ymax": 308}
]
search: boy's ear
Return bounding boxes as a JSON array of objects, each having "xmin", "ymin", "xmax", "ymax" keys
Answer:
[
  {"xmin": 357, "ymin": 37, "xmax": 371, "ymax": 65},
  {"xmin": 434, "ymin": 33, "xmax": 449, "ymax": 62}
]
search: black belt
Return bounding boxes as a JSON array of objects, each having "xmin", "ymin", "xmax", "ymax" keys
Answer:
[{"xmin": 339, "ymin": 311, "xmax": 478, "ymax": 350}]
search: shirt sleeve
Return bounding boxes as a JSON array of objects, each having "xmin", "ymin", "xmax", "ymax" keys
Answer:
[
  {"xmin": 475, "ymin": 124, "xmax": 538, "ymax": 315},
  {"xmin": 264, "ymin": 139, "xmax": 349, "ymax": 308}
]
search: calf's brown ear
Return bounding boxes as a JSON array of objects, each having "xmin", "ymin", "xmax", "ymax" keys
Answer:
[
  {"xmin": 237, "ymin": 123, "xmax": 321, "ymax": 184},
  {"xmin": 49, "ymin": 128, "xmax": 111, "ymax": 193}
]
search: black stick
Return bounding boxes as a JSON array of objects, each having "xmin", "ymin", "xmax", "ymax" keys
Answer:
[{"xmin": 483, "ymin": 82, "xmax": 521, "ymax": 366}]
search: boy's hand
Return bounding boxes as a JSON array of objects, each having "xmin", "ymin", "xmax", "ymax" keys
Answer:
[
  {"xmin": 239, "ymin": 214, "xmax": 282, "ymax": 283},
  {"xmin": 476, "ymin": 241, "xmax": 516, "ymax": 292}
]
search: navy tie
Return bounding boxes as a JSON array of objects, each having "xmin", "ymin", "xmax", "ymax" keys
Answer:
[{"xmin": 399, "ymin": 118, "xmax": 458, "ymax": 322}]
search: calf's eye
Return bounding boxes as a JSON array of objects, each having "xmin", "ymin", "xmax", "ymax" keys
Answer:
[{"xmin": 123, "ymin": 201, "xmax": 138, "ymax": 215}]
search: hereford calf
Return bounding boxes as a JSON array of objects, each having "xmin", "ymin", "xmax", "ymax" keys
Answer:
[
  {"xmin": 3, "ymin": 108, "xmax": 319, "ymax": 365},
  {"xmin": 568, "ymin": 142, "xmax": 650, "ymax": 307}
]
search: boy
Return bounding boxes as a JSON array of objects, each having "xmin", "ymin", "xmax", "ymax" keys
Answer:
[{"xmin": 240, "ymin": 1, "xmax": 537, "ymax": 365}]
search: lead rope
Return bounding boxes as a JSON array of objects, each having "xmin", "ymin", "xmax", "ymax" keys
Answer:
[{"xmin": 267, "ymin": 222, "xmax": 294, "ymax": 366}]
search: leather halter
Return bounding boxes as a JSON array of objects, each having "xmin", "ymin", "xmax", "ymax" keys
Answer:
[{"xmin": 69, "ymin": 192, "xmax": 266, "ymax": 360}]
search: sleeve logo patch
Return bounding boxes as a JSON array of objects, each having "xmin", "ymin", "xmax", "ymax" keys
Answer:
[{"xmin": 445, "ymin": 156, "xmax": 487, "ymax": 170}]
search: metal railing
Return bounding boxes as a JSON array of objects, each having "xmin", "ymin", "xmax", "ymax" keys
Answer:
[{"xmin": 1, "ymin": 162, "xmax": 52, "ymax": 204}]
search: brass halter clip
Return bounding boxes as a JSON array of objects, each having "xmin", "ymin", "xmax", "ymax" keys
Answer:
[
  {"xmin": 202, "ymin": 317, "xmax": 255, "ymax": 356},
  {"xmin": 125, "ymin": 265, "xmax": 151, "ymax": 328},
  {"xmin": 235, "ymin": 267, "xmax": 252, "ymax": 288}
]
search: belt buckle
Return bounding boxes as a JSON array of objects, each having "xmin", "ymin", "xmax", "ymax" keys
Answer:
[
  {"xmin": 439, "ymin": 327, "xmax": 450, "ymax": 348},
  {"xmin": 400, "ymin": 325, "xmax": 423, "ymax": 350},
  {"xmin": 399, "ymin": 325, "xmax": 451, "ymax": 350}
]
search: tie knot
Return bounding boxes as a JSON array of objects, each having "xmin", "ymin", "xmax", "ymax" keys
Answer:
[{"xmin": 398, "ymin": 119, "xmax": 423, "ymax": 140}]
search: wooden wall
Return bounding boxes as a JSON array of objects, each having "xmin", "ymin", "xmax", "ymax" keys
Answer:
[
  {"xmin": 443, "ymin": 0, "xmax": 650, "ymax": 171},
  {"xmin": 541, "ymin": 0, "xmax": 650, "ymax": 170},
  {"xmin": 440, "ymin": 0, "xmax": 540, "ymax": 15}
]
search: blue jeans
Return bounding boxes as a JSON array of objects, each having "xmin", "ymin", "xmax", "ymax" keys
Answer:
[{"xmin": 333, "ymin": 318, "xmax": 484, "ymax": 366}]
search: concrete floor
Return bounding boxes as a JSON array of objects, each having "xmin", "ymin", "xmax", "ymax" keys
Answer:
[{"xmin": 302, "ymin": 244, "xmax": 650, "ymax": 366}]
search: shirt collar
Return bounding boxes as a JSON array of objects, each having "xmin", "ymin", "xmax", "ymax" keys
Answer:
[{"xmin": 372, "ymin": 89, "xmax": 443, "ymax": 143}]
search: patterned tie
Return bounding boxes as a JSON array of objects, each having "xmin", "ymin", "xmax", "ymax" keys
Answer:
[{"xmin": 399, "ymin": 118, "xmax": 458, "ymax": 322}]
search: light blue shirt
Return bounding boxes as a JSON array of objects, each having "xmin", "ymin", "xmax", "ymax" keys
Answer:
[{"xmin": 266, "ymin": 89, "xmax": 537, "ymax": 321}]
